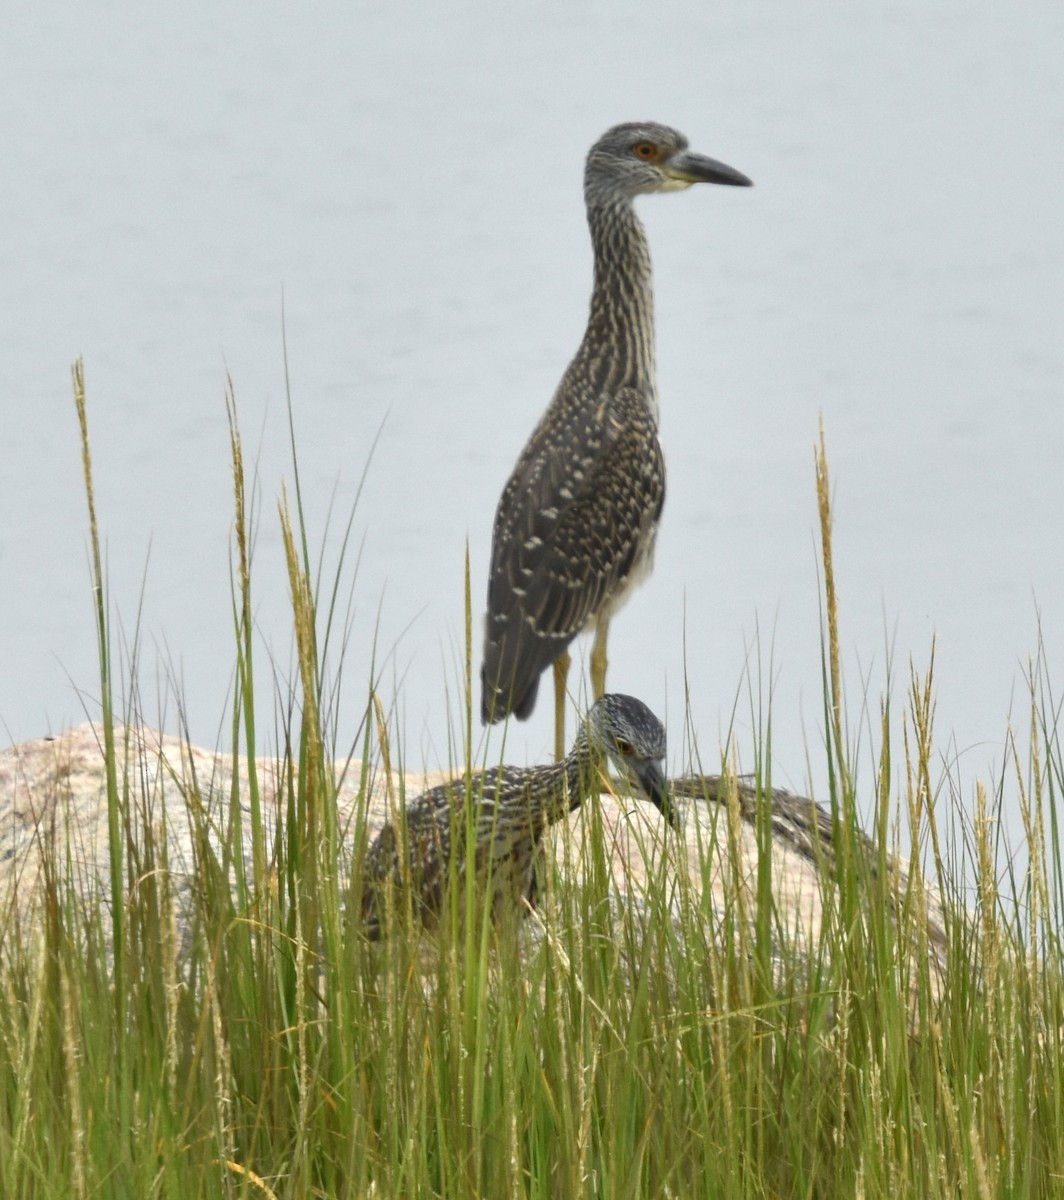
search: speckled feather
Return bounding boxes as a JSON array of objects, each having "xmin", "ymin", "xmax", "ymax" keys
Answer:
[
  {"xmin": 360, "ymin": 763, "xmax": 567, "ymax": 938},
  {"xmin": 483, "ymin": 380, "xmax": 665, "ymax": 721}
]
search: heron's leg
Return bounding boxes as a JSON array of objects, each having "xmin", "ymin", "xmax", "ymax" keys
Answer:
[
  {"xmin": 590, "ymin": 611, "xmax": 610, "ymax": 700},
  {"xmin": 552, "ymin": 650, "xmax": 570, "ymax": 762}
]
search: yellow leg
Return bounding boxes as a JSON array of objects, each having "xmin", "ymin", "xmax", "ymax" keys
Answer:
[
  {"xmin": 589, "ymin": 612, "xmax": 610, "ymax": 700},
  {"xmin": 552, "ymin": 650, "xmax": 570, "ymax": 762}
]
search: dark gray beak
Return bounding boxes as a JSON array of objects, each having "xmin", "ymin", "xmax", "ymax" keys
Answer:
[
  {"xmin": 631, "ymin": 758, "xmax": 681, "ymax": 831},
  {"xmin": 665, "ymin": 150, "xmax": 753, "ymax": 188}
]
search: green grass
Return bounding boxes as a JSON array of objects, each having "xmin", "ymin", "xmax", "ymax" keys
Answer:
[{"xmin": 0, "ymin": 362, "xmax": 1062, "ymax": 1198}]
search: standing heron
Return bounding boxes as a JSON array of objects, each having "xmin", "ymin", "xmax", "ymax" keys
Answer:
[
  {"xmin": 361, "ymin": 693, "xmax": 675, "ymax": 939},
  {"xmin": 480, "ymin": 121, "xmax": 751, "ymax": 757}
]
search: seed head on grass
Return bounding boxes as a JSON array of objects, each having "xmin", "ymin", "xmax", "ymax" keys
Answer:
[{"xmin": 360, "ymin": 693, "xmax": 676, "ymax": 938}]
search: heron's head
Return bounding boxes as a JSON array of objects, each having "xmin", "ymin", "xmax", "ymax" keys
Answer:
[
  {"xmin": 585, "ymin": 121, "xmax": 752, "ymax": 207},
  {"xmin": 583, "ymin": 693, "xmax": 679, "ymax": 829}
]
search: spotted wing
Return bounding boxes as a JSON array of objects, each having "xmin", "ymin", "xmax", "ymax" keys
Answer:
[
  {"xmin": 481, "ymin": 384, "xmax": 665, "ymax": 723},
  {"xmin": 361, "ymin": 777, "xmax": 474, "ymax": 937},
  {"xmin": 360, "ymin": 768, "xmax": 539, "ymax": 936}
]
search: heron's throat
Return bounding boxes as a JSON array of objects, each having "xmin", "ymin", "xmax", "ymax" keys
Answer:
[{"xmin": 579, "ymin": 199, "xmax": 657, "ymax": 398}]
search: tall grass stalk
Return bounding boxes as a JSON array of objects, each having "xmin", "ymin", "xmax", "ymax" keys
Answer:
[
  {"xmin": 72, "ymin": 357, "xmax": 126, "ymax": 1029},
  {"xmin": 0, "ymin": 371, "xmax": 1061, "ymax": 1196}
]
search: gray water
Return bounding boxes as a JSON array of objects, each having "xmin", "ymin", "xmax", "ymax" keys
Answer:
[{"xmin": 3, "ymin": 3, "xmax": 1062, "ymax": 848}]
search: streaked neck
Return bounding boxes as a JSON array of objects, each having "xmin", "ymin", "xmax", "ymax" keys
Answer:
[{"xmin": 575, "ymin": 197, "xmax": 657, "ymax": 405}]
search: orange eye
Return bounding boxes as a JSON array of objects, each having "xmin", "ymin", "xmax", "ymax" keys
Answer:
[{"xmin": 633, "ymin": 142, "xmax": 656, "ymax": 160}]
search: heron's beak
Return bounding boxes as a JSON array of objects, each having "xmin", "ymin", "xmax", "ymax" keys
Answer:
[
  {"xmin": 664, "ymin": 150, "xmax": 752, "ymax": 188},
  {"xmin": 631, "ymin": 759, "xmax": 682, "ymax": 831}
]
